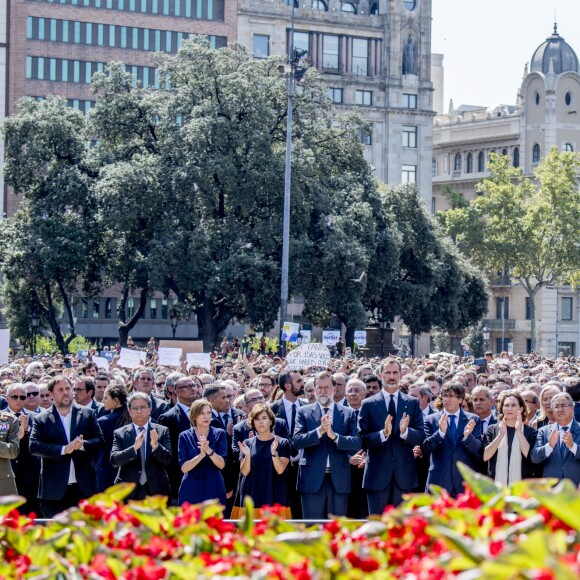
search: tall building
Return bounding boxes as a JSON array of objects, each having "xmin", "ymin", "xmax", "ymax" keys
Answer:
[
  {"xmin": 237, "ymin": 0, "xmax": 435, "ymax": 206},
  {"xmin": 432, "ymin": 24, "xmax": 580, "ymax": 357}
]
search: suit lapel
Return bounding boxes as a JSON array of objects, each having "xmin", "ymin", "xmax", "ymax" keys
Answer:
[
  {"xmin": 332, "ymin": 405, "xmax": 344, "ymax": 433},
  {"xmin": 312, "ymin": 404, "xmax": 322, "ymax": 426},
  {"xmin": 395, "ymin": 392, "xmax": 408, "ymax": 430},
  {"xmin": 70, "ymin": 405, "xmax": 79, "ymax": 440},
  {"xmin": 49, "ymin": 407, "xmax": 68, "ymax": 442}
]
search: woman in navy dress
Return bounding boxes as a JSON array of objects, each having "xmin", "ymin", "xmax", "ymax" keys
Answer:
[
  {"xmin": 238, "ymin": 404, "xmax": 290, "ymax": 509},
  {"xmin": 178, "ymin": 399, "xmax": 227, "ymax": 506}
]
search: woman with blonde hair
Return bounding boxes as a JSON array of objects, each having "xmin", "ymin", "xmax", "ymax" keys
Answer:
[{"xmin": 532, "ymin": 384, "xmax": 562, "ymax": 429}]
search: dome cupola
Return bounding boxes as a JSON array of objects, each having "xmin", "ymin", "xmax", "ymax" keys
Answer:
[{"xmin": 530, "ymin": 24, "xmax": 579, "ymax": 75}]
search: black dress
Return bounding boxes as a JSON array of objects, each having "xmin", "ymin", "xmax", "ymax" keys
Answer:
[
  {"xmin": 483, "ymin": 423, "xmax": 538, "ymax": 481},
  {"xmin": 239, "ymin": 437, "xmax": 291, "ymax": 508}
]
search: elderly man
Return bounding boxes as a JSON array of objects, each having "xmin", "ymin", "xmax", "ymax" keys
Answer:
[
  {"xmin": 531, "ymin": 392, "xmax": 580, "ymax": 485},
  {"xmin": 38, "ymin": 384, "xmax": 53, "ymax": 409},
  {"xmin": 408, "ymin": 383, "xmax": 435, "ymax": 418},
  {"xmin": 0, "ymin": 407, "xmax": 19, "ymax": 497},
  {"xmin": 133, "ymin": 368, "xmax": 169, "ymax": 419}
]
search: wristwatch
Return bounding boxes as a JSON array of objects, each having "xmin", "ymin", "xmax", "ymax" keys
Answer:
[
  {"xmin": 271, "ymin": 452, "xmax": 279, "ymax": 457},
  {"xmin": 207, "ymin": 449, "xmax": 215, "ymax": 457}
]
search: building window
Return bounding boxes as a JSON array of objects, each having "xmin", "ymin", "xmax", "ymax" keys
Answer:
[
  {"xmin": 404, "ymin": 0, "xmax": 416, "ymax": 9},
  {"xmin": 370, "ymin": 3, "xmax": 379, "ymax": 14},
  {"xmin": 351, "ymin": 38, "xmax": 368, "ymax": 76},
  {"xmin": 466, "ymin": 152, "xmax": 473, "ymax": 173},
  {"xmin": 534, "ymin": 91, "xmax": 540, "ymax": 106},
  {"xmin": 562, "ymin": 297, "xmax": 573, "ymax": 320},
  {"xmin": 401, "ymin": 164, "xmax": 416, "ymax": 183},
  {"xmin": 495, "ymin": 297, "xmax": 509, "ymax": 320},
  {"xmin": 105, "ymin": 297, "xmax": 112, "ymax": 319},
  {"xmin": 565, "ymin": 91, "xmax": 572, "ymax": 106},
  {"xmin": 403, "ymin": 93, "xmax": 417, "ymax": 109},
  {"xmin": 150, "ymin": 298, "xmax": 157, "ymax": 319},
  {"xmin": 402, "ymin": 125, "xmax": 417, "ymax": 148},
  {"xmin": 312, "ymin": 0, "xmax": 327, "ymax": 10},
  {"xmin": 252, "ymin": 34, "xmax": 269, "ymax": 58},
  {"xmin": 564, "ymin": 143, "xmax": 574, "ymax": 152},
  {"xmin": 501, "ymin": 148, "xmax": 508, "ymax": 156},
  {"xmin": 322, "ymin": 34, "xmax": 339, "ymax": 71},
  {"xmin": 454, "ymin": 153, "xmax": 462, "ymax": 172},
  {"xmin": 355, "ymin": 90, "xmax": 372, "ymax": 106},
  {"xmin": 92, "ymin": 298, "xmax": 100, "ymax": 319},
  {"xmin": 359, "ymin": 126, "xmax": 372, "ymax": 145},
  {"xmin": 293, "ymin": 31, "xmax": 310, "ymax": 55},
  {"xmin": 431, "ymin": 196, "xmax": 436, "ymax": 214},
  {"xmin": 127, "ymin": 298, "xmax": 135, "ymax": 318},
  {"xmin": 326, "ymin": 87, "xmax": 343, "ymax": 103},
  {"xmin": 513, "ymin": 147, "xmax": 520, "ymax": 167},
  {"xmin": 432, "ymin": 157, "xmax": 437, "ymax": 177},
  {"xmin": 497, "ymin": 338, "xmax": 510, "ymax": 353},
  {"xmin": 532, "ymin": 143, "xmax": 541, "ymax": 164},
  {"xmin": 81, "ymin": 298, "xmax": 89, "ymax": 319},
  {"xmin": 558, "ymin": 342, "xmax": 576, "ymax": 356},
  {"xmin": 341, "ymin": 2, "xmax": 356, "ymax": 13},
  {"xmin": 161, "ymin": 297, "xmax": 169, "ymax": 319},
  {"xmin": 478, "ymin": 151, "xmax": 485, "ymax": 172},
  {"xmin": 525, "ymin": 297, "xmax": 531, "ymax": 320}
]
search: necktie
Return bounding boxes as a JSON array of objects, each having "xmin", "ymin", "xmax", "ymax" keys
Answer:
[
  {"xmin": 448, "ymin": 415, "xmax": 457, "ymax": 441},
  {"xmin": 354, "ymin": 409, "xmax": 359, "ymax": 423},
  {"xmin": 323, "ymin": 408, "xmax": 330, "ymax": 416},
  {"xmin": 291, "ymin": 403, "xmax": 297, "ymax": 436},
  {"xmin": 221, "ymin": 413, "xmax": 230, "ymax": 430},
  {"xmin": 388, "ymin": 394, "xmax": 396, "ymax": 420},
  {"xmin": 560, "ymin": 427, "xmax": 569, "ymax": 461},
  {"xmin": 138, "ymin": 427, "xmax": 147, "ymax": 485}
]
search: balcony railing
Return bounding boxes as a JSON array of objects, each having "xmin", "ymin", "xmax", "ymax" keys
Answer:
[
  {"xmin": 488, "ymin": 275, "xmax": 511, "ymax": 286},
  {"xmin": 483, "ymin": 319, "xmax": 516, "ymax": 331}
]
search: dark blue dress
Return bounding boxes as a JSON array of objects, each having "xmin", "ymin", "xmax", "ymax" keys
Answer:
[
  {"xmin": 177, "ymin": 426, "xmax": 227, "ymax": 506},
  {"xmin": 239, "ymin": 436, "xmax": 291, "ymax": 508}
]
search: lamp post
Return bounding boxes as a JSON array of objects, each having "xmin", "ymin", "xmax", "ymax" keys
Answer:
[
  {"xmin": 31, "ymin": 311, "xmax": 40, "ymax": 356},
  {"xmin": 169, "ymin": 307, "xmax": 179, "ymax": 340},
  {"xmin": 482, "ymin": 325, "xmax": 491, "ymax": 352},
  {"xmin": 379, "ymin": 319, "xmax": 387, "ymax": 358}
]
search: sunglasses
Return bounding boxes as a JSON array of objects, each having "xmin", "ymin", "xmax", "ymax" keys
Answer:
[
  {"xmin": 9, "ymin": 395, "xmax": 27, "ymax": 401},
  {"xmin": 27, "ymin": 392, "xmax": 40, "ymax": 397}
]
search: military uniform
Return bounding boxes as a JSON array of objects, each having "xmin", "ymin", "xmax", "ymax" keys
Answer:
[{"xmin": 0, "ymin": 412, "xmax": 19, "ymax": 495}]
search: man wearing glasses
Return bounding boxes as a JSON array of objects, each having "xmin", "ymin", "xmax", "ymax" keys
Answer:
[
  {"xmin": 23, "ymin": 382, "xmax": 43, "ymax": 414},
  {"xmin": 159, "ymin": 376, "xmax": 202, "ymax": 503},
  {"xmin": 257, "ymin": 374, "xmax": 276, "ymax": 402},
  {"xmin": 38, "ymin": 385, "xmax": 53, "ymax": 410},
  {"xmin": 111, "ymin": 392, "xmax": 172, "ymax": 500},
  {"xmin": 531, "ymin": 392, "xmax": 580, "ymax": 485},
  {"xmin": 72, "ymin": 377, "xmax": 107, "ymax": 418},
  {"xmin": 133, "ymin": 368, "xmax": 169, "ymax": 420}
]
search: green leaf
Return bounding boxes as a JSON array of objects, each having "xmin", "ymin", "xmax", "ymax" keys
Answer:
[
  {"xmin": 0, "ymin": 495, "xmax": 26, "ymax": 515},
  {"xmin": 90, "ymin": 483, "xmax": 136, "ymax": 505},
  {"xmin": 457, "ymin": 462, "xmax": 503, "ymax": 503},
  {"xmin": 240, "ymin": 495, "xmax": 254, "ymax": 535},
  {"xmin": 126, "ymin": 505, "xmax": 162, "ymax": 534},
  {"xmin": 430, "ymin": 526, "xmax": 485, "ymax": 564},
  {"xmin": 523, "ymin": 478, "xmax": 580, "ymax": 531}
]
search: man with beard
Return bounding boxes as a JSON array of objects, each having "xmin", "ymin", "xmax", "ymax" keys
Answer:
[
  {"xmin": 270, "ymin": 369, "xmax": 307, "ymax": 517},
  {"xmin": 293, "ymin": 371, "xmax": 360, "ymax": 518},
  {"xmin": 30, "ymin": 376, "xmax": 104, "ymax": 518}
]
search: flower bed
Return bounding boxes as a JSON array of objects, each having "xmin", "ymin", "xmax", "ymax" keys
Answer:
[{"xmin": 0, "ymin": 464, "xmax": 579, "ymax": 579}]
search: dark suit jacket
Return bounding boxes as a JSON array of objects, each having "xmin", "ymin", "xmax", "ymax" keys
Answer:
[
  {"xmin": 423, "ymin": 410, "xmax": 483, "ymax": 495},
  {"xmin": 90, "ymin": 399, "xmax": 108, "ymax": 419},
  {"xmin": 210, "ymin": 408, "xmax": 243, "ymax": 494},
  {"xmin": 110, "ymin": 423, "xmax": 172, "ymax": 496},
  {"xmin": 29, "ymin": 404, "xmax": 104, "ymax": 500},
  {"xmin": 232, "ymin": 417, "xmax": 290, "ymax": 454},
  {"xmin": 9, "ymin": 409, "xmax": 40, "ymax": 501},
  {"xmin": 531, "ymin": 420, "xmax": 580, "ymax": 484},
  {"xmin": 358, "ymin": 390, "xmax": 425, "ymax": 492},
  {"xmin": 269, "ymin": 398, "xmax": 306, "ymax": 454},
  {"xmin": 96, "ymin": 408, "xmax": 127, "ymax": 492},
  {"xmin": 150, "ymin": 396, "xmax": 170, "ymax": 421},
  {"xmin": 293, "ymin": 403, "xmax": 361, "ymax": 494},
  {"xmin": 574, "ymin": 402, "xmax": 580, "ymax": 423},
  {"xmin": 158, "ymin": 404, "xmax": 191, "ymax": 496}
]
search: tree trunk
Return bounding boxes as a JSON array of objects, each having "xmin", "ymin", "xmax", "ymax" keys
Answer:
[
  {"xmin": 41, "ymin": 283, "xmax": 68, "ymax": 354},
  {"xmin": 344, "ymin": 326, "xmax": 355, "ymax": 351},
  {"xmin": 195, "ymin": 300, "xmax": 231, "ymax": 353},
  {"xmin": 521, "ymin": 278, "xmax": 539, "ymax": 354},
  {"xmin": 118, "ymin": 287, "xmax": 148, "ymax": 347}
]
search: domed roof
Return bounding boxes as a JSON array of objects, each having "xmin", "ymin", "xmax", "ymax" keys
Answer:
[{"xmin": 530, "ymin": 24, "xmax": 579, "ymax": 74}]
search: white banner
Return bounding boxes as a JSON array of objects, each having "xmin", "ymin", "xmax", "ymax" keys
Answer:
[
  {"xmin": 157, "ymin": 347, "xmax": 183, "ymax": 367},
  {"xmin": 286, "ymin": 343, "xmax": 331, "ymax": 370},
  {"xmin": 354, "ymin": 330, "xmax": 367, "ymax": 347},
  {"xmin": 322, "ymin": 330, "xmax": 341, "ymax": 346},
  {"xmin": 0, "ymin": 329, "xmax": 9, "ymax": 365},
  {"xmin": 92, "ymin": 356, "xmax": 110, "ymax": 372},
  {"xmin": 118, "ymin": 347, "xmax": 145, "ymax": 369},
  {"xmin": 186, "ymin": 352, "xmax": 211, "ymax": 370}
]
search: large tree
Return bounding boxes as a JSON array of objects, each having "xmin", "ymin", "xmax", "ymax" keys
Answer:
[{"xmin": 437, "ymin": 149, "xmax": 580, "ymax": 351}]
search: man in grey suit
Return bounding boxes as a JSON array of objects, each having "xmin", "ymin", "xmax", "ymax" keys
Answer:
[
  {"xmin": 531, "ymin": 392, "xmax": 580, "ymax": 485},
  {"xmin": 293, "ymin": 371, "xmax": 361, "ymax": 519}
]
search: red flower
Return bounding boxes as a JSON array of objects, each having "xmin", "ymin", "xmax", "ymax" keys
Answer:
[{"xmin": 489, "ymin": 540, "xmax": 504, "ymax": 557}]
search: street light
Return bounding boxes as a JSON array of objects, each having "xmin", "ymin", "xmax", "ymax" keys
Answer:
[
  {"xmin": 379, "ymin": 319, "xmax": 388, "ymax": 358},
  {"xmin": 31, "ymin": 311, "xmax": 40, "ymax": 356},
  {"xmin": 169, "ymin": 307, "xmax": 179, "ymax": 340},
  {"xmin": 482, "ymin": 325, "xmax": 491, "ymax": 351}
]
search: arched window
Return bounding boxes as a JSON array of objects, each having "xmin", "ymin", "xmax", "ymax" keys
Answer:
[
  {"xmin": 312, "ymin": 0, "xmax": 328, "ymax": 10},
  {"xmin": 285, "ymin": 0, "xmax": 299, "ymax": 5},
  {"xmin": 466, "ymin": 152, "xmax": 473, "ymax": 173},
  {"xmin": 513, "ymin": 147, "xmax": 520, "ymax": 167},
  {"xmin": 478, "ymin": 151, "xmax": 485, "ymax": 172},
  {"xmin": 501, "ymin": 148, "xmax": 508, "ymax": 156},
  {"xmin": 454, "ymin": 153, "xmax": 462, "ymax": 172},
  {"xmin": 370, "ymin": 3, "xmax": 379, "ymax": 15},
  {"xmin": 341, "ymin": 2, "xmax": 357, "ymax": 13},
  {"xmin": 564, "ymin": 143, "xmax": 574, "ymax": 152},
  {"xmin": 432, "ymin": 157, "xmax": 437, "ymax": 177},
  {"xmin": 533, "ymin": 143, "xmax": 541, "ymax": 164}
]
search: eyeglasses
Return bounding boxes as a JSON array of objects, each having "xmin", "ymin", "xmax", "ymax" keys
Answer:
[
  {"xmin": 137, "ymin": 377, "xmax": 153, "ymax": 382},
  {"xmin": 130, "ymin": 406, "xmax": 150, "ymax": 412},
  {"xmin": 246, "ymin": 396, "xmax": 264, "ymax": 404},
  {"xmin": 27, "ymin": 392, "xmax": 40, "ymax": 397},
  {"xmin": 39, "ymin": 394, "xmax": 52, "ymax": 399},
  {"xmin": 257, "ymin": 383, "xmax": 272, "ymax": 388},
  {"xmin": 552, "ymin": 404, "xmax": 572, "ymax": 410},
  {"xmin": 156, "ymin": 382, "xmax": 166, "ymax": 387},
  {"xmin": 72, "ymin": 388, "xmax": 86, "ymax": 393},
  {"xmin": 177, "ymin": 383, "xmax": 196, "ymax": 390},
  {"xmin": 8, "ymin": 395, "xmax": 27, "ymax": 401}
]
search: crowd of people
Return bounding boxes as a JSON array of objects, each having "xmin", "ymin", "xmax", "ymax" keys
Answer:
[{"xmin": 0, "ymin": 348, "xmax": 578, "ymax": 520}]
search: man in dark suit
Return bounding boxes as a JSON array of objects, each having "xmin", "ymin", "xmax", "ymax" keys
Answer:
[
  {"xmin": 470, "ymin": 386, "xmax": 497, "ymax": 475},
  {"xmin": 5, "ymin": 384, "xmax": 40, "ymax": 515},
  {"xmin": 531, "ymin": 392, "xmax": 580, "ymax": 485},
  {"xmin": 73, "ymin": 376, "xmax": 107, "ymax": 418},
  {"xmin": 270, "ymin": 369, "xmax": 307, "ymax": 518},
  {"xmin": 293, "ymin": 371, "xmax": 361, "ymax": 519},
  {"xmin": 359, "ymin": 358, "xmax": 425, "ymax": 515},
  {"xmin": 345, "ymin": 378, "xmax": 367, "ymax": 518},
  {"xmin": 408, "ymin": 383, "xmax": 435, "ymax": 492},
  {"xmin": 232, "ymin": 388, "xmax": 289, "ymax": 453},
  {"xmin": 564, "ymin": 380, "xmax": 580, "ymax": 423},
  {"xmin": 205, "ymin": 382, "xmax": 242, "ymax": 516},
  {"xmin": 110, "ymin": 392, "xmax": 172, "ymax": 500},
  {"xmin": 423, "ymin": 382, "xmax": 482, "ymax": 496},
  {"xmin": 158, "ymin": 375, "xmax": 202, "ymax": 502},
  {"xmin": 29, "ymin": 375, "xmax": 104, "ymax": 518},
  {"xmin": 133, "ymin": 368, "xmax": 169, "ymax": 420}
]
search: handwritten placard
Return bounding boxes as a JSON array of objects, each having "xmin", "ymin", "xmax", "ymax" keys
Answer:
[{"xmin": 286, "ymin": 343, "xmax": 331, "ymax": 370}]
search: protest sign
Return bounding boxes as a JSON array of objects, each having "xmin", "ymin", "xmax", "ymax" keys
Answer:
[
  {"xmin": 159, "ymin": 340, "xmax": 203, "ymax": 354},
  {"xmin": 158, "ymin": 347, "xmax": 183, "ymax": 367},
  {"xmin": 0, "ymin": 329, "xmax": 9, "ymax": 365},
  {"xmin": 117, "ymin": 348, "xmax": 144, "ymax": 369},
  {"xmin": 298, "ymin": 329, "xmax": 311, "ymax": 343},
  {"xmin": 186, "ymin": 352, "xmax": 211, "ymax": 370},
  {"xmin": 92, "ymin": 356, "xmax": 110, "ymax": 372},
  {"xmin": 77, "ymin": 350, "xmax": 88, "ymax": 361},
  {"xmin": 100, "ymin": 351, "xmax": 115, "ymax": 361},
  {"xmin": 322, "ymin": 330, "xmax": 340, "ymax": 346},
  {"xmin": 286, "ymin": 343, "xmax": 331, "ymax": 370},
  {"xmin": 354, "ymin": 330, "xmax": 367, "ymax": 347},
  {"xmin": 281, "ymin": 322, "xmax": 300, "ymax": 343}
]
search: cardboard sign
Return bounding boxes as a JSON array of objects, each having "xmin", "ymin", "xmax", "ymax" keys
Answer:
[
  {"xmin": 322, "ymin": 330, "xmax": 340, "ymax": 346},
  {"xmin": 281, "ymin": 322, "xmax": 300, "ymax": 343},
  {"xmin": 286, "ymin": 343, "xmax": 331, "ymax": 370},
  {"xmin": 0, "ymin": 329, "xmax": 9, "ymax": 365},
  {"xmin": 159, "ymin": 340, "xmax": 203, "ymax": 354},
  {"xmin": 117, "ymin": 348, "xmax": 145, "ymax": 369},
  {"xmin": 157, "ymin": 347, "xmax": 183, "ymax": 367},
  {"xmin": 186, "ymin": 352, "xmax": 211, "ymax": 370},
  {"xmin": 92, "ymin": 356, "xmax": 109, "ymax": 372},
  {"xmin": 354, "ymin": 330, "xmax": 367, "ymax": 347}
]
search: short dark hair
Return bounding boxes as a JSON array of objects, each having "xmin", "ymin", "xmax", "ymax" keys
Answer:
[
  {"xmin": 565, "ymin": 379, "xmax": 580, "ymax": 402},
  {"xmin": 364, "ymin": 374, "xmax": 380, "ymax": 384},
  {"xmin": 47, "ymin": 375, "xmax": 72, "ymax": 393},
  {"xmin": 278, "ymin": 371, "xmax": 298, "ymax": 393},
  {"xmin": 77, "ymin": 376, "xmax": 96, "ymax": 397},
  {"xmin": 95, "ymin": 373, "xmax": 110, "ymax": 383},
  {"xmin": 441, "ymin": 381, "xmax": 465, "ymax": 400},
  {"xmin": 247, "ymin": 403, "xmax": 275, "ymax": 432},
  {"xmin": 203, "ymin": 384, "xmax": 224, "ymax": 400}
]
